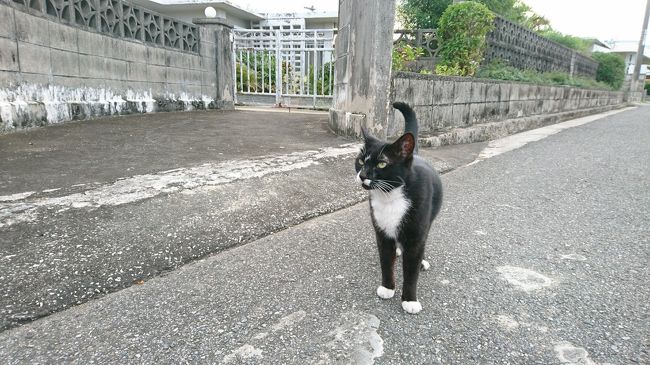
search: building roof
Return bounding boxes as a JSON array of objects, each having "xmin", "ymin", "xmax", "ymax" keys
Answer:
[
  {"xmin": 134, "ymin": 0, "xmax": 264, "ymax": 21},
  {"xmin": 586, "ymin": 38, "xmax": 610, "ymax": 49}
]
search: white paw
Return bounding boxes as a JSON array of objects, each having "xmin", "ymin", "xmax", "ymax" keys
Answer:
[
  {"xmin": 402, "ymin": 301, "xmax": 422, "ymax": 314},
  {"xmin": 376, "ymin": 286, "xmax": 395, "ymax": 299},
  {"xmin": 421, "ymin": 259, "xmax": 430, "ymax": 271},
  {"xmin": 395, "ymin": 247, "xmax": 402, "ymax": 257}
]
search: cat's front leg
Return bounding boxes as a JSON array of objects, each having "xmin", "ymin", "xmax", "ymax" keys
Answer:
[
  {"xmin": 376, "ymin": 233, "xmax": 397, "ymax": 299},
  {"xmin": 401, "ymin": 244, "xmax": 425, "ymax": 314}
]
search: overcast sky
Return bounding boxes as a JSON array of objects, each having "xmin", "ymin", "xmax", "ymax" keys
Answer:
[{"xmin": 230, "ymin": 0, "xmax": 646, "ymax": 44}]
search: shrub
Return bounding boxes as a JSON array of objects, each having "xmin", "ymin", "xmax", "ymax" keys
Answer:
[
  {"xmin": 476, "ymin": 60, "xmax": 613, "ymax": 90},
  {"xmin": 436, "ymin": 2, "xmax": 495, "ymax": 76},
  {"xmin": 392, "ymin": 43, "xmax": 425, "ymax": 71},
  {"xmin": 645, "ymin": 83, "xmax": 650, "ymax": 95},
  {"xmin": 592, "ymin": 52, "xmax": 626, "ymax": 90}
]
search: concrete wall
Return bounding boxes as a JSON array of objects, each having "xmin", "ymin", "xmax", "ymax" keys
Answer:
[
  {"xmin": 0, "ymin": 2, "xmax": 232, "ymax": 132},
  {"xmin": 389, "ymin": 72, "xmax": 626, "ymax": 145}
]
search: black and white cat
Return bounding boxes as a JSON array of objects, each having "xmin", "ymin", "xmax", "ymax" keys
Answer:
[{"xmin": 355, "ymin": 102, "xmax": 443, "ymax": 314}]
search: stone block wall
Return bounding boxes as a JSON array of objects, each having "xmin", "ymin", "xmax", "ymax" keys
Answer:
[
  {"xmin": 388, "ymin": 72, "xmax": 626, "ymax": 141},
  {"xmin": 0, "ymin": 1, "xmax": 229, "ymax": 132}
]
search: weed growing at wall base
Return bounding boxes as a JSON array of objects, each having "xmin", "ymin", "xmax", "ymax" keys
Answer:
[
  {"xmin": 392, "ymin": 43, "xmax": 425, "ymax": 72},
  {"xmin": 476, "ymin": 60, "xmax": 614, "ymax": 90}
]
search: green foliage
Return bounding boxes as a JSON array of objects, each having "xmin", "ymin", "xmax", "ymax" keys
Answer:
[
  {"xmin": 501, "ymin": 1, "xmax": 550, "ymax": 31},
  {"xmin": 397, "ymin": 0, "xmax": 549, "ymax": 31},
  {"xmin": 538, "ymin": 30, "xmax": 592, "ymax": 55},
  {"xmin": 436, "ymin": 2, "xmax": 495, "ymax": 77},
  {"xmin": 235, "ymin": 52, "xmax": 280, "ymax": 93},
  {"xmin": 592, "ymin": 52, "xmax": 626, "ymax": 90},
  {"xmin": 476, "ymin": 60, "xmax": 614, "ymax": 90},
  {"xmin": 397, "ymin": 0, "xmax": 452, "ymax": 30},
  {"xmin": 434, "ymin": 64, "xmax": 464, "ymax": 76},
  {"xmin": 644, "ymin": 83, "xmax": 650, "ymax": 95},
  {"xmin": 237, "ymin": 53, "xmax": 334, "ymax": 95},
  {"xmin": 305, "ymin": 62, "xmax": 334, "ymax": 95},
  {"xmin": 392, "ymin": 43, "xmax": 425, "ymax": 71}
]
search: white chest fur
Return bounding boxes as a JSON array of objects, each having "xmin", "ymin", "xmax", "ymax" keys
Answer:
[{"xmin": 370, "ymin": 186, "xmax": 411, "ymax": 239}]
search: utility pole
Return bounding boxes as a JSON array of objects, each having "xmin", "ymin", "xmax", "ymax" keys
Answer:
[{"xmin": 632, "ymin": 0, "xmax": 650, "ymax": 93}]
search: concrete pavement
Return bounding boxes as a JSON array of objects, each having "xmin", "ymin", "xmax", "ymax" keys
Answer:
[
  {"xmin": 0, "ymin": 108, "xmax": 484, "ymax": 331},
  {"xmin": 0, "ymin": 106, "xmax": 647, "ymax": 363}
]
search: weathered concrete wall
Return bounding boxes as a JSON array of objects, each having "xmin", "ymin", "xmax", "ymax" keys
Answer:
[
  {"xmin": 0, "ymin": 2, "xmax": 233, "ymax": 132},
  {"xmin": 388, "ymin": 72, "xmax": 627, "ymax": 145},
  {"xmin": 328, "ymin": 0, "xmax": 396, "ymax": 139}
]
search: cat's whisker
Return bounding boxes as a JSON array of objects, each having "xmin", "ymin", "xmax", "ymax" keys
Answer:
[
  {"xmin": 372, "ymin": 181, "xmax": 391, "ymax": 196},
  {"xmin": 374, "ymin": 180, "xmax": 390, "ymax": 190},
  {"xmin": 378, "ymin": 179, "xmax": 403, "ymax": 185}
]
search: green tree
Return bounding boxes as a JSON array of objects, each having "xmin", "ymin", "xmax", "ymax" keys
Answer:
[
  {"xmin": 398, "ymin": 0, "xmax": 452, "ymax": 30},
  {"xmin": 592, "ymin": 52, "xmax": 626, "ymax": 90},
  {"xmin": 539, "ymin": 30, "xmax": 592, "ymax": 55},
  {"xmin": 397, "ymin": 0, "xmax": 549, "ymax": 31},
  {"xmin": 435, "ymin": 1, "xmax": 495, "ymax": 76}
]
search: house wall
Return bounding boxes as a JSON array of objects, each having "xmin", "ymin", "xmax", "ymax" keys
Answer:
[
  {"xmin": 0, "ymin": 0, "xmax": 231, "ymax": 132},
  {"xmin": 388, "ymin": 72, "xmax": 627, "ymax": 145}
]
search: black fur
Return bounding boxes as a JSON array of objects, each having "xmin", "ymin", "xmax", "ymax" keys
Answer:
[{"xmin": 355, "ymin": 102, "xmax": 443, "ymax": 307}]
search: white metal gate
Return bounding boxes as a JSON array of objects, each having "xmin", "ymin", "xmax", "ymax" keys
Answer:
[{"xmin": 232, "ymin": 29, "xmax": 335, "ymax": 109}]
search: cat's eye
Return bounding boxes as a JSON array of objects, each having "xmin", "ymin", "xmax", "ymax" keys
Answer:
[
  {"xmin": 358, "ymin": 158, "xmax": 365, "ymax": 165},
  {"xmin": 377, "ymin": 162, "xmax": 387, "ymax": 169}
]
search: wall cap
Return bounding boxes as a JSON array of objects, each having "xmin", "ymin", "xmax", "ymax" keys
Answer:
[{"xmin": 392, "ymin": 71, "xmax": 623, "ymax": 94}]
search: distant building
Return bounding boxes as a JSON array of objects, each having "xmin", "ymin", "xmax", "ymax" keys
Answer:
[
  {"xmin": 252, "ymin": 11, "xmax": 338, "ymax": 31},
  {"xmin": 132, "ymin": 0, "xmax": 338, "ymax": 30},
  {"xmin": 606, "ymin": 41, "xmax": 650, "ymax": 76},
  {"xmin": 132, "ymin": 1, "xmax": 338, "ymax": 87},
  {"xmin": 588, "ymin": 39, "xmax": 611, "ymax": 54},
  {"xmin": 133, "ymin": 0, "xmax": 264, "ymax": 27}
]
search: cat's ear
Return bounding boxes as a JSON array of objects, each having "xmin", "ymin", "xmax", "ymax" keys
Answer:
[{"xmin": 392, "ymin": 132, "xmax": 415, "ymax": 159}]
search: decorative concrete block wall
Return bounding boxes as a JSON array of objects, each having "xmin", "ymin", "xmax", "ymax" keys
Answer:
[
  {"xmin": 485, "ymin": 16, "xmax": 598, "ymax": 78},
  {"xmin": 0, "ymin": 1, "xmax": 232, "ymax": 132},
  {"xmin": 388, "ymin": 72, "xmax": 626, "ymax": 144}
]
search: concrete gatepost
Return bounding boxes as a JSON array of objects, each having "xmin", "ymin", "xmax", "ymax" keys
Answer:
[
  {"xmin": 193, "ymin": 17, "xmax": 235, "ymax": 109},
  {"xmin": 328, "ymin": 0, "xmax": 397, "ymax": 139}
]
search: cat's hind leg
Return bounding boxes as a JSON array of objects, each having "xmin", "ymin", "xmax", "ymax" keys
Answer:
[{"xmin": 401, "ymin": 244, "xmax": 425, "ymax": 314}]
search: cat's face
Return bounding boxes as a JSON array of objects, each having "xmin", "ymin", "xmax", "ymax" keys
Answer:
[{"xmin": 355, "ymin": 130, "xmax": 415, "ymax": 192}]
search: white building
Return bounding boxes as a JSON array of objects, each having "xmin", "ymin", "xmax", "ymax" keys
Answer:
[
  {"xmin": 133, "ymin": 0, "xmax": 264, "ymax": 27},
  {"xmin": 606, "ymin": 41, "xmax": 650, "ymax": 75},
  {"xmin": 133, "ymin": 0, "xmax": 337, "ymax": 30}
]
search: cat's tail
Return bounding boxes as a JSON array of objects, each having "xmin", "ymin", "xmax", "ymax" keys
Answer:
[{"xmin": 392, "ymin": 102, "xmax": 418, "ymax": 151}]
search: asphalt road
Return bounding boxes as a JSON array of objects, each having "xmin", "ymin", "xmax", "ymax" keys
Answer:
[{"xmin": 0, "ymin": 106, "xmax": 648, "ymax": 364}]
